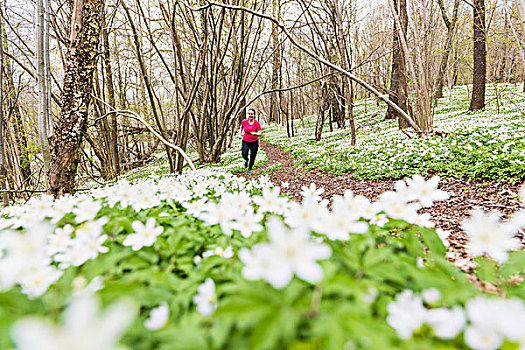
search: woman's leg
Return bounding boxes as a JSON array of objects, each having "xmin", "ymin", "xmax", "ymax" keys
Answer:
[
  {"xmin": 248, "ymin": 141, "xmax": 259, "ymax": 170},
  {"xmin": 241, "ymin": 141, "xmax": 249, "ymax": 167}
]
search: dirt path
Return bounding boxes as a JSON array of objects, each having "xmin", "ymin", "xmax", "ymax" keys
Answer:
[{"xmin": 247, "ymin": 141, "xmax": 524, "ymax": 272}]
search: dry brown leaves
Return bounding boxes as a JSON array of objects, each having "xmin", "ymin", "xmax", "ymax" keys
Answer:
[{"xmin": 239, "ymin": 141, "xmax": 525, "ymax": 275}]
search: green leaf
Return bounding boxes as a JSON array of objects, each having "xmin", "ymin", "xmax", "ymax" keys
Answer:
[
  {"xmin": 502, "ymin": 250, "xmax": 525, "ymax": 279},
  {"xmin": 473, "ymin": 256, "xmax": 500, "ymax": 285}
]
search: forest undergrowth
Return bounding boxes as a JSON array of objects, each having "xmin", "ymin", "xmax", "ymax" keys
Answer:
[
  {"xmin": 262, "ymin": 84, "xmax": 525, "ymax": 183},
  {"xmin": 1, "ymin": 84, "xmax": 525, "ymax": 350}
]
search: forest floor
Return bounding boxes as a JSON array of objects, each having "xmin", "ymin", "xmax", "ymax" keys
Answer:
[{"xmin": 243, "ymin": 141, "xmax": 525, "ymax": 277}]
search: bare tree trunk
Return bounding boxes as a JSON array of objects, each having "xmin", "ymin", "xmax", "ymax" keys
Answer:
[
  {"xmin": 270, "ymin": 0, "xmax": 281, "ymax": 124},
  {"xmin": 122, "ymin": 1, "xmax": 175, "ymax": 172},
  {"xmin": 386, "ymin": 0, "xmax": 409, "ymax": 129},
  {"xmin": 102, "ymin": 7, "xmax": 120, "ymax": 175},
  {"xmin": 1, "ymin": 10, "xmax": 31, "ymax": 184},
  {"xmin": 519, "ymin": 0, "xmax": 525, "ymax": 92},
  {"xmin": 36, "ymin": 0, "xmax": 51, "ymax": 178},
  {"xmin": 0, "ymin": 11, "xmax": 9, "ymax": 204},
  {"xmin": 44, "ymin": 0, "xmax": 53, "ymax": 139},
  {"xmin": 513, "ymin": 0, "xmax": 525, "ymax": 92},
  {"xmin": 335, "ymin": 0, "xmax": 356, "ymax": 145},
  {"xmin": 435, "ymin": 0, "xmax": 460, "ymax": 100},
  {"xmin": 47, "ymin": 0, "xmax": 104, "ymax": 196},
  {"xmin": 469, "ymin": 0, "xmax": 486, "ymax": 111}
]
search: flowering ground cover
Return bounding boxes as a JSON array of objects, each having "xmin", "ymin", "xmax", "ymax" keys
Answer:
[
  {"xmin": 1, "ymin": 166, "xmax": 525, "ymax": 349},
  {"xmin": 120, "ymin": 137, "xmax": 269, "ymax": 184},
  {"xmin": 262, "ymin": 84, "xmax": 525, "ymax": 183}
]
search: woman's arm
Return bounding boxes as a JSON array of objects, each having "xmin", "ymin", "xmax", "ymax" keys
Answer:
[{"xmin": 252, "ymin": 123, "xmax": 262, "ymax": 136}]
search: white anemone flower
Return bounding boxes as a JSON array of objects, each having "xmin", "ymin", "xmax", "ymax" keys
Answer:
[
  {"xmin": 18, "ymin": 262, "xmax": 63, "ymax": 299},
  {"xmin": 252, "ymin": 187, "xmax": 287, "ymax": 214},
  {"xmin": 466, "ymin": 296, "xmax": 525, "ymax": 347},
  {"xmin": 73, "ymin": 199, "xmax": 102, "ymax": 223},
  {"xmin": 300, "ymin": 183, "xmax": 324, "ymax": 202},
  {"xmin": 202, "ymin": 246, "xmax": 234, "ymax": 259},
  {"xmin": 426, "ymin": 307, "xmax": 466, "ymax": 339},
  {"xmin": 284, "ymin": 197, "xmax": 329, "ymax": 231},
  {"xmin": 10, "ymin": 295, "xmax": 136, "ymax": 350},
  {"xmin": 123, "ymin": 218, "xmax": 164, "ymax": 251},
  {"xmin": 239, "ymin": 244, "xmax": 292, "ymax": 289},
  {"xmin": 182, "ymin": 198, "xmax": 208, "ymax": 218},
  {"xmin": 268, "ymin": 217, "xmax": 331, "ymax": 286},
  {"xmin": 405, "ymin": 175, "xmax": 449, "ymax": 207},
  {"xmin": 193, "ymin": 278, "xmax": 218, "ymax": 317},
  {"xmin": 144, "ymin": 302, "xmax": 170, "ymax": 330},
  {"xmin": 379, "ymin": 191, "xmax": 420, "ymax": 222},
  {"xmin": 464, "ymin": 326, "xmax": 503, "ymax": 350},
  {"xmin": 317, "ymin": 208, "xmax": 368, "ymax": 240},
  {"xmin": 332, "ymin": 190, "xmax": 371, "ymax": 220},
  {"xmin": 461, "ymin": 209, "xmax": 520, "ymax": 263},
  {"xmin": 231, "ymin": 208, "xmax": 264, "ymax": 238},
  {"xmin": 387, "ymin": 290, "xmax": 427, "ymax": 339},
  {"xmin": 200, "ymin": 201, "xmax": 235, "ymax": 235},
  {"xmin": 422, "ymin": 288, "xmax": 441, "ymax": 304},
  {"xmin": 45, "ymin": 225, "xmax": 74, "ymax": 256},
  {"xmin": 221, "ymin": 191, "xmax": 252, "ymax": 217}
]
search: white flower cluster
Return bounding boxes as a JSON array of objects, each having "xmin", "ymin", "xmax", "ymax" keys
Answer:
[
  {"xmin": 193, "ymin": 278, "xmax": 218, "ymax": 316},
  {"xmin": 239, "ymin": 217, "xmax": 332, "ymax": 288},
  {"xmin": 11, "ymin": 295, "xmax": 136, "ymax": 350},
  {"xmin": 192, "ymin": 175, "xmax": 450, "ymax": 290},
  {"xmin": 144, "ymin": 302, "xmax": 170, "ymax": 330},
  {"xmin": 0, "ymin": 195, "xmax": 109, "ymax": 298},
  {"xmin": 0, "ymin": 170, "xmax": 247, "ymax": 298},
  {"xmin": 461, "ymin": 186, "xmax": 525, "ymax": 264},
  {"xmin": 194, "ymin": 246, "xmax": 234, "ymax": 264},
  {"xmin": 387, "ymin": 290, "xmax": 525, "ymax": 349}
]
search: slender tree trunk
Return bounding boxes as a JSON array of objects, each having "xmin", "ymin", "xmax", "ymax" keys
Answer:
[
  {"xmin": 514, "ymin": 0, "xmax": 525, "ymax": 92},
  {"xmin": 36, "ymin": 0, "xmax": 51, "ymax": 178},
  {"xmin": 122, "ymin": 1, "xmax": 175, "ymax": 172},
  {"xmin": 386, "ymin": 0, "xmax": 409, "ymax": 129},
  {"xmin": 435, "ymin": 0, "xmax": 459, "ymax": 99},
  {"xmin": 469, "ymin": 0, "xmax": 486, "ymax": 111},
  {"xmin": 102, "ymin": 8, "xmax": 120, "ymax": 175},
  {"xmin": 47, "ymin": 0, "xmax": 104, "ymax": 196},
  {"xmin": 1, "ymin": 10, "xmax": 31, "ymax": 184},
  {"xmin": 44, "ymin": 0, "xmax": 53, "ymax": 138},
  {"xmin": 335, "ymin": 0, "xmax": 356, "ymax": 145},
  {"xmin": 0, "ymin": 11, "xmax": 8, "ymax": 204},
  {"xmin": 270, "ymin": 0, "xmax": 281, "ymax": 124}
]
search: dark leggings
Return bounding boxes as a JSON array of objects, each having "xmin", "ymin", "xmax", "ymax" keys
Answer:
[{"xmin": 241, "ymin": 140, "xmax": 259, "ymax": 170}]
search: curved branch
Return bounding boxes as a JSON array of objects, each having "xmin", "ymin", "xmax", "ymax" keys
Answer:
[
  {"xmin": 182, "ymin": 0, "xmax": 422, "ymax": 134},
  {"xmin": 91, "ymin": 95, "xmax": 196, "ymax": 171},
  {"xmin": 245, "ymin": 73, "xmax": 333, "ymax": 108}
]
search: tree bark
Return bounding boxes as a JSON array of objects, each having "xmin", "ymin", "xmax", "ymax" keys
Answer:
[
  {"xmin": 36, "ymin": 0, "xmax": 51, "ymax": 177},
  {"xmin": 47, "ymin": 0, "xmax": 104, "ymax": 196},
  {"xmin": 435, "ymin": 0, "xmax": 460, "ymax": 100},
  {"xmin": 270, "ymin": 0, "xmax": 281, "ymax": 124},
  {"xmin": 469, "ymin": 0, "xmax": 486, "ymax": 111},
  {"xmin": 122, "ymin": 1, "xmax": 175, "ymax": 173},
  {"xmin": 0, "ymin": 9, "xmax": 8, "ymax": 204},
  {"xmin": 386, "ymin": 0, "xmax": 409, "ymax": 129},
  {"xmin": 1, "ymin": 10, "xmax": 31, "ymax": 184},
  {"xmin": 101, "ymin": 6, "xmax": 120, "ymax": 175},
  {"xmin": 334, "ymin": 0, "xmax": 356, "ymax": 145}
]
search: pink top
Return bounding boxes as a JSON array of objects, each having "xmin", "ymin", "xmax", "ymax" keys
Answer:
[{"xmin": 241, "ymin": 119, "xmax": 261, "ymax": 142}]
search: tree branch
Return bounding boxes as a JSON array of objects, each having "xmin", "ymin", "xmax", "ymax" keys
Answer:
[{"xmin": 181, "ymin": 0, "xmax": 423, "ymax": 134}]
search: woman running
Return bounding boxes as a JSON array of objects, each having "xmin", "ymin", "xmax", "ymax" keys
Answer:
[{"xmin": 239, "ymin": 108, "xmax": 262, "ymax": 175}]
